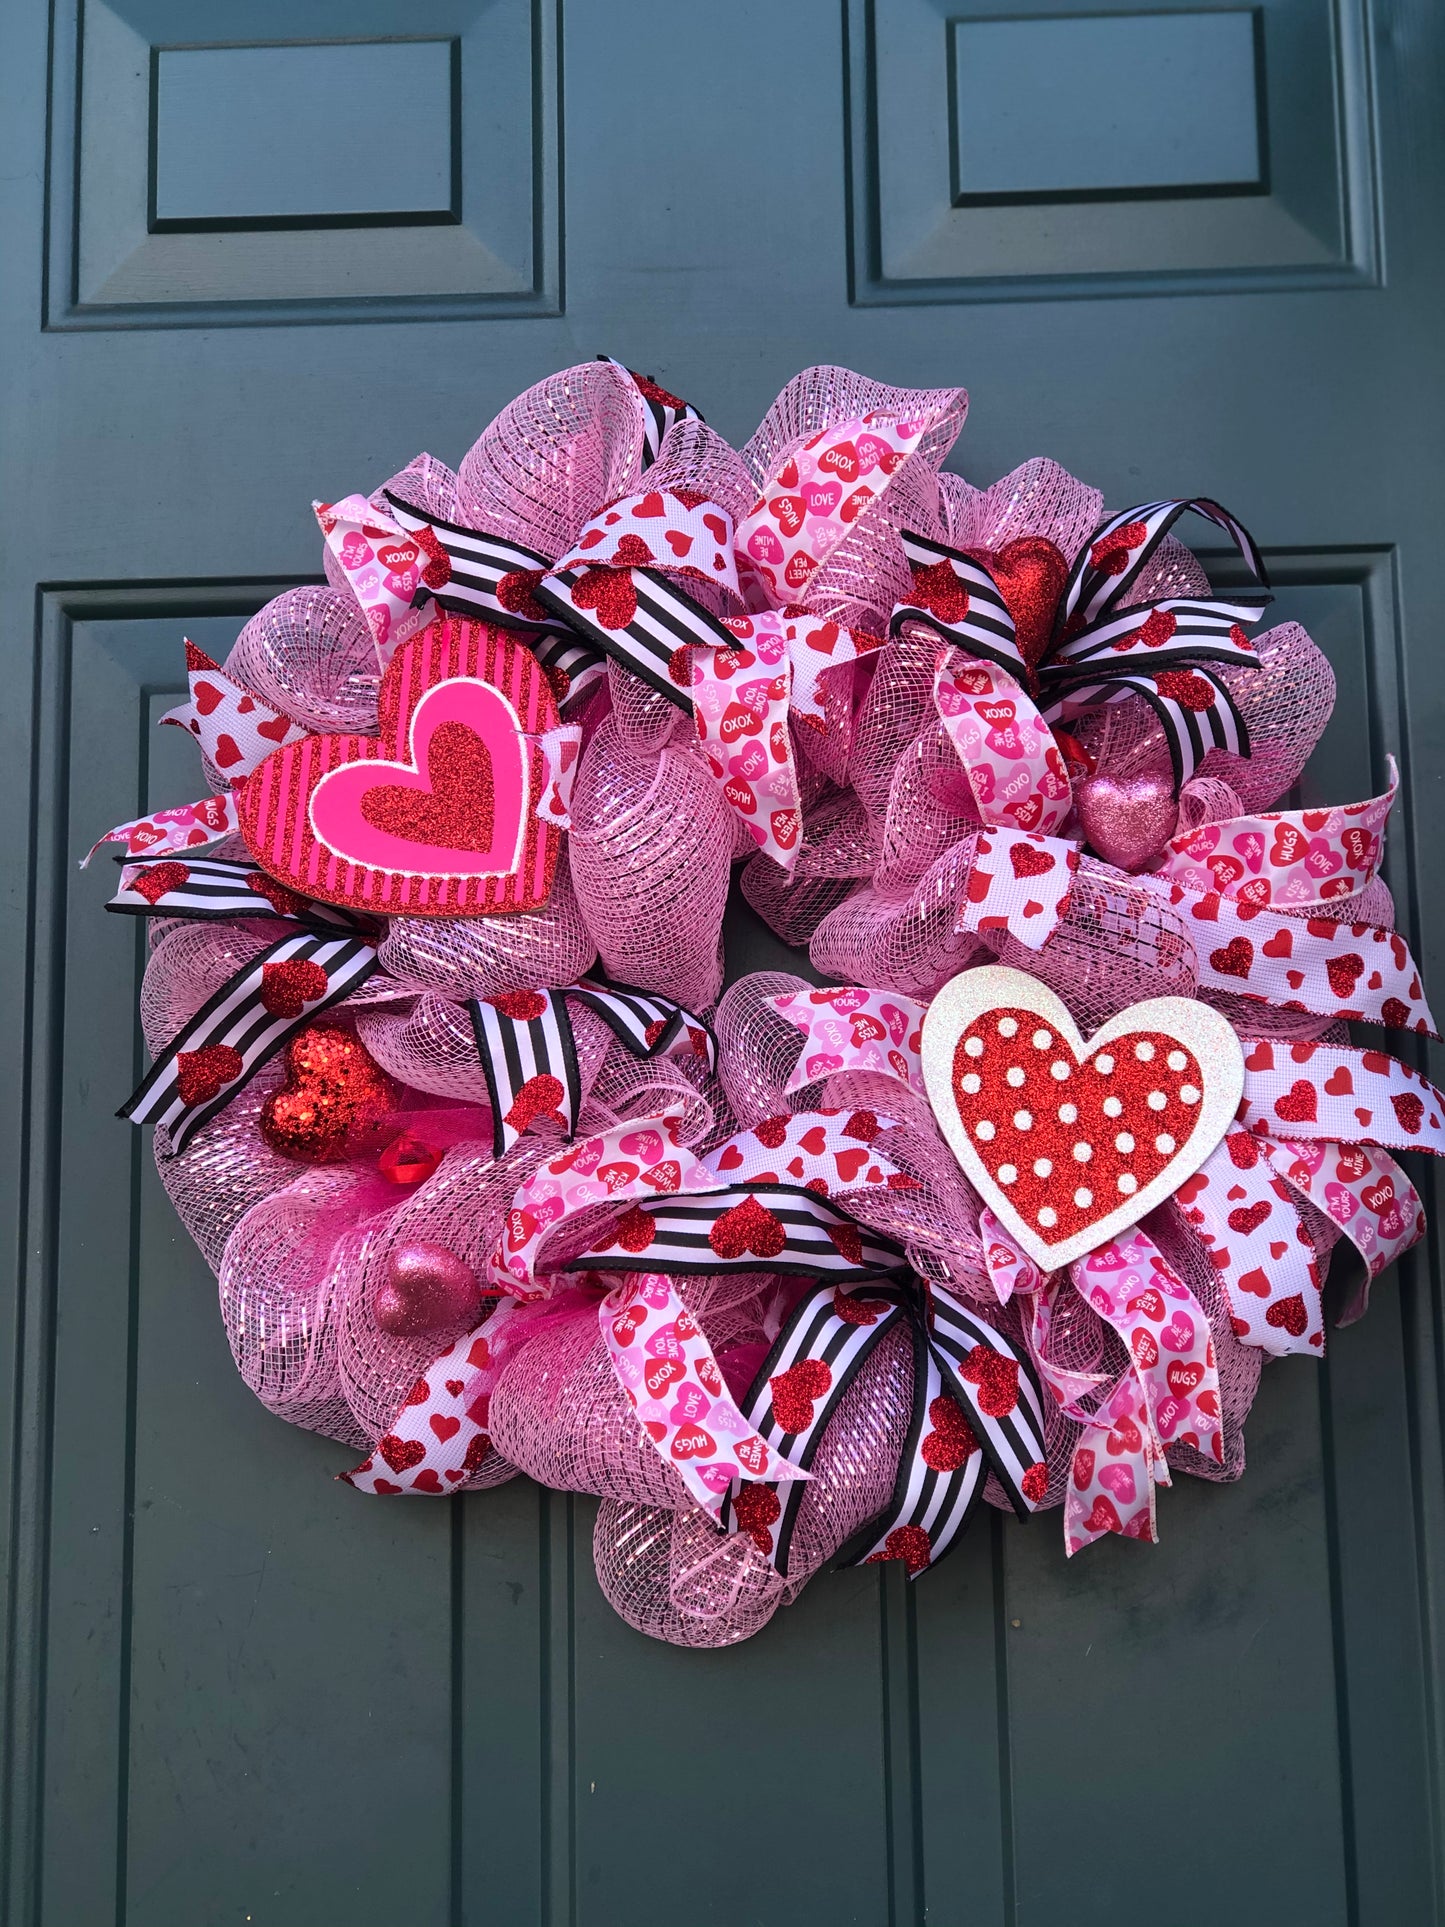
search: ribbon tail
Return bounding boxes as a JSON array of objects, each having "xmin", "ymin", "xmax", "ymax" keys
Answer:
[
  {"xmin": 600, "ymin": 1277, "xmax": 808, "ymax": 1520},
  {"xmin": 343, "ymin": 1303, "xmax": 528, "ymax": 1494}
]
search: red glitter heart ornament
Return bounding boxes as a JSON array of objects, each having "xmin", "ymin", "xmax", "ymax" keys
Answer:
[
  {"xmin": 921, "ymin": 965, "xmax": 1243, "ymax": 1268},
  {"xmin": 967, "ymin": 537, "xmax": 1069, "ymax": 670},
  {"xmin": 259, "ymin": 1022, "xmax": 398, "ymax": 1163},
  {"xmin": 236, "ymin": 618, "xmax": 562, "ymax": 919}
]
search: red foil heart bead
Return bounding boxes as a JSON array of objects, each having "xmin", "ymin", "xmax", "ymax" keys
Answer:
[
  {"xmin": 236, "ymin": 618, "xmax": 563, "ymax": 919},
  {"xmin": 260, "ymin": 1022, "xmax": 398, "ymax": 1163},
  {"xmin": 967, "ymin": 537, "xmax": 1069, "ymax": 671},
  {"xmin": 373, "ymin": 1242, "xmax": 486, "ymax": 1337},
  {"xmin": 921, "ymin": 965, "xmax": 1243, "ymax": 1269},
  {"xmin": 377, "ymin": 1133, "xmax": 443, "ymax": 1185}
]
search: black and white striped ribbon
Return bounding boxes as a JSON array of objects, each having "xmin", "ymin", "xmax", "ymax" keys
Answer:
[
  {"xmin": 720, "ymin": 1281, "xmax": 908, "ymax": 1575},
  {"xmin": 1044, "ymin": 665, "xmax": 1250, "ymax": 783},
  {"xmin": 533, "ymin": 565, "xmax": 737, "ymax": 707},
  {"xmin": 924, "ymin": 1289, "xmax": 1049, "ymax": 1519},
  {"xmin": 889, "ymin": 531, "xmax": 1029, "ymax": 675},
  {"xmin": 598, "ymin": 356, "xmax": 705, "ymax": 468},
  {"xmin": 839, "ymin": 1320, "xmax": 987, "ymax": 1574},
  {"xmin": 569, "ymin": 1185, "xmax": 910, "ymax": 1281},
  {"xmin": 1047, "ymin": 593, "xmax": 1268, "ymax": 675},
  {"xmin": 1059, "ymin": 496, "xmax": 1269, "ymax": 632},
  {"xmin": 382, "ymin": 494, "xmax": 607, "ymax": 716},
  {"xmin": 119, "ymin": 932, "xmax": 380, "ymax": 1153},
  {"xmin": 718, "ymin": 1279, "xmax": 1048, "ymax": 1576},
  {"xmin": 469, "ymin": 990, "xmax": 582, "ymax": 1158},
  {"xmin": 570, "ymin": 978, "xmax": 716, "ymax": 1071},
  {"xmin": 469, "ymin": 979, "xmax": 716, "ymax": 1157},
  {"xmin": 109, "ymin": 853, "xmax": 373, "ymax": 933}
]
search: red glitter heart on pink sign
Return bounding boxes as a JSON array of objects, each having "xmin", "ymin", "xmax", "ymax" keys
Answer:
[{"xmin": 236, "ymin": 618, "xmax": 561, "ymax": 919}]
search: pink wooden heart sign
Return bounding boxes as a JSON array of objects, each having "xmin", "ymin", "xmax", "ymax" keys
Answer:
[{"xmin": 237, "ymin": 617, "xmax": 563, "ymax": 917}]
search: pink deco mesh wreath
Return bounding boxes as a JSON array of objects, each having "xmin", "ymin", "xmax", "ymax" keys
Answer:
[{"xmin": 87, "ymin": 356, "xmax": 1441, "ymax": 1646}]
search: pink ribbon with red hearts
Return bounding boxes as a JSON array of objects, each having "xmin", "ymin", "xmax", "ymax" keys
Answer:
[
  {"xmin": 735, "ymin": 410, "xmax": 939, "ymax": 608},
  {"xmin": 1261, "ymin": 1135, "xmax": 1423, "ymax": 1324},
  {"xmin": 315, "ymin": 493, "xmax": 437, "ymax": 666},
  {"xmin": 1158, "ymin": 757, "xmax": 1397, "ymax": 906},
  {"xmin": 599, "ymin": 1272, "xmax": 809, "ymax": 1517},
  {"xmin": 82, "ymin": 792, "xmax": 239, "ymax": 866},
  {"xmin": 933, "ymin": 650, "xmax": 1074, "ymax": 836},
  {"xmin": 488, "ymin": 1111, "xmax": 719, "ymax": 1300},
  {"xmin": 690, "ymin": 635, "xmax": 803, "ymax": 869},
  {"xmin": 160, "ymin": 640, "xmax": 306, "ymax": 780},
  {"xmin": 777, "ymin": 985, "xmax": 928, "ymax": 1095},
  {"xmin": 1066, "ymin": 1231, "xmax": 1222, "ymax": 1553}
]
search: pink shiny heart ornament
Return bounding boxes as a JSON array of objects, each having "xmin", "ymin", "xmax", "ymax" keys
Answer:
[
  {"xmin": 1075, "ymin": 770, "xmax": 1179, "ymax": 871},
  {"xmin": 373, "ymin": 1242, "xmax": 486, "ymax": 1337}
]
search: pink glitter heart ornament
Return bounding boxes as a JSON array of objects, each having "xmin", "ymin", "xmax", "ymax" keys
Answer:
[{"xmin": 1075, "ymin": 770, "xmax": 1179, "ymax": 871}]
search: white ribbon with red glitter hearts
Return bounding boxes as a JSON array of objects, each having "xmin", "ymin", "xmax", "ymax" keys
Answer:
[
  {"xmin": 342, "ymin": 1314, "xmax": 517, "ymax": 1495},
  {"xmin": 690, "ymin": 635, "xmax": 803, "ymax": 869},
  {"xmin": 957, "ymin": 828, "xmax": 1080, "ymax": 951},
  {"xmin": 736, "ymin": 410, "xmax": 940, "ymax": 608},
  {"xmin": 599, "ymin": 1272, "xmax": 808, "ymax": 1517},
  {"xmin": 488, "ymin": 1112, "xmax": 720, "ymax": 1299},
  {"xmin": 554, "ymin": 489, "xmax": 742, "ymax": 602},
  {"xmin": 83, "ymin": 791, "xmax": 239, "ymax": 866},
  {"xmin": 1158, "ymin": 758, "xmax": 1397, "ymax": 907},
  {"xmin": 777, "ymin": 985, "xmax": 928, "ymax": 1094},
  {"xmin": 160, "ymin": 640, "xmax": 306, "ymax": 780},
  {"xmin": 1238, "ymin": 1037, "xmax": 1445, "ymax": 1154},
  {"xmin": 933, "ymin": 651, "xmax": 1074, "ymax": 835},
  {"xmin": 1262, "ymin": 1136, "xmax": 1423, "ymax": 1324},
  {"xmin": 1157, "ymin": 881, "xmax": 1436, "ymax": 1034},
  {"xmin": 1176, "ymin": 1130, "xmax": 1323, "ymax": 1355},
  {"xmin": 315, "ymin": 494, "xmax": 434, "ymax": 666},
  {"xmin": 1066, "ymin": 1231, "xmax": 1222, "ymax": 1553},
  {"xmin": 534, "ymin": 723, "xmax": 583, "ymax": 829}
]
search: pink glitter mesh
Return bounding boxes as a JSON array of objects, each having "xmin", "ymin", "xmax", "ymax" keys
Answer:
[
  {"xmin": 455, "ymin": 360, "xmax": 644, "ymax": 555},
  {"xmin": 375, "ymin": 859, "xmax": 596, "ymax": 1000},
  {"xmin": 594, "ymin": 1319, "xmax": 915, "ymax": 1646},
  {"xmin": 490, "ymin": 1272, "xmax": 774, "ymax": 1508},
  {"xmin": 226, "ymin": 586, "xmax": 381, "ymax": 733},
  {"xmin": 569, "ymin": 718, "xmax": 732, "ymax": 1010},
  {"xmin": 113, "ymin": 364, "xmax": 1415, "ymax": 1647}
]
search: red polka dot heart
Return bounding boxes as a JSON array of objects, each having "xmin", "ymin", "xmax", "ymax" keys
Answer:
[{"xmin": 921, "ymin": 966, "xmax": 1243, "ymax": 1269}]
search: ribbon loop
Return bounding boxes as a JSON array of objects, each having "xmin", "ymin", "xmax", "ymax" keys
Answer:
[{"xmin": 118, "ymin": 931, "xmax": 380, "ymax": 1153}]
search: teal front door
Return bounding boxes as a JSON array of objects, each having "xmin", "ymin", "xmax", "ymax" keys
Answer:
[{"xmin": 4, "ymin": 1, "xmax": 1443, "ymax": 1922}]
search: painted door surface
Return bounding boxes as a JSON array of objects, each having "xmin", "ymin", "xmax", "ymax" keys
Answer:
[{"xmin": 3, "ymin": 1, "xmax": 1443, "ymax": 1923}]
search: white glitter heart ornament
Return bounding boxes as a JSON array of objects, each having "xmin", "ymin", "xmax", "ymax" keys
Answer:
[{"xmin": 921, "ymin": 965, "xmax": 1244, "ymax": 1269}]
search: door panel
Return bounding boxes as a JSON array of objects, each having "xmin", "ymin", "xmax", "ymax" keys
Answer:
[{"xmin": 3, "ymin": 1, "xmax": 1443, "ymax": 1922}]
